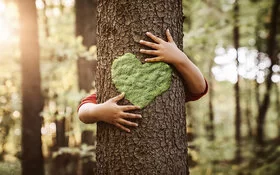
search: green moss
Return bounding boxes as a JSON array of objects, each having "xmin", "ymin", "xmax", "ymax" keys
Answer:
[{"xmin": 111, "ymin": 53, "xmax": 172, "ymax": 108}]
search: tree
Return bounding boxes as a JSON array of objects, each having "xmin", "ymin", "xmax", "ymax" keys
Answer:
[
  {"xmin": 207, "ymin": 58, "xmax": 215, "ymax": 140},
  {"xmin": 96, "ymin": 0, "xmax": 188, "ymax": 174},
  {"xmin": 256, "ymin": 0, "xmax": 279, "ymax": 145},
  {"xmin": 18, "ymin": 0, "xmax": 44, "ymax": 174},
  {"xmin": 233, "ymin": 0, "xmax": 242, "ymax": 163},
  {"xmin": 75, "ymin": 0, "xmax": 98, "ymax": 174},
  {"xmin": 75, "ymin": 0, "xmax": 97, "ymax": 92}
]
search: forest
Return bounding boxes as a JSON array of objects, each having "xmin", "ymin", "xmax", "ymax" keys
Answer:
[{"xmin": 0, "ymin": 0, "xmax": 279, "ymax": 174}]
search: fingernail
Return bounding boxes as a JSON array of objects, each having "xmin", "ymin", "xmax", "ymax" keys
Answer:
[
  {"xmin": 138, "ymin": 115, "xmax": 142, "ymax": 118},
  {"xmin": 139, "ymin": 40, "xmax": 143, "ymax": 43},
  {"xmin": 146, "ymin": 32, "xmax": 150, "ymax": 35},
  {"xmin": 167, "ymin": 28, "xmax": 169, "ymax": 31},
  {"xmin": 135, "ymin": 123, "xmax": 138, "ymax": 126}
]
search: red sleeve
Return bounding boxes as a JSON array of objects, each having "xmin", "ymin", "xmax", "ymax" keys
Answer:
[
  {"xmin": 185, "ymin": 79, "xmax": 208, "ymax": 102},
  {"xmin": 77, "ymin": 93, "xmax": 97, "ymax": 112}
]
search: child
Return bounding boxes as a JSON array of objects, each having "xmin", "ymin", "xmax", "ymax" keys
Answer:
[{"xmin": 77, "ymin": 29, "xmax": 208, "ymax": 133}]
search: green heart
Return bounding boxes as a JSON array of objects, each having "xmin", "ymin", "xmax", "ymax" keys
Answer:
[{"xmin": 111, "ymin": 53, "xmax": 172, "ymax": 108}]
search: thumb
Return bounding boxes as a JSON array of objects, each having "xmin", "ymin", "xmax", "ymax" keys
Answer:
[{"xmin": 111, "ymin": 92, "xmax": 125, "ymax": 102}]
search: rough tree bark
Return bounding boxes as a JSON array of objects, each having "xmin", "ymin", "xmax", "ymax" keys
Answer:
[
  {"xmin": 18, "ymin": 0, "xmax": 44, "ymax": 174},
  {"xmin": 96, "ymin": 0, "xmax": 188, "ymax": 174},
  {"xmin": 233, "ymin": 0, "xmax": 242, "ymax": 163},
  {"xmin": 256, "ymin": 0, "xmax": 279, "ymax": 145}
]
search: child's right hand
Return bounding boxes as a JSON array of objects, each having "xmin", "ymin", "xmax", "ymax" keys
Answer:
[
  {"xmin": 99, "ymin": 93, "xmax": 142, "ymax": 132},
  {"xmin": 78, "ymin": 93, "xmax": 142, "ymax": 133}
]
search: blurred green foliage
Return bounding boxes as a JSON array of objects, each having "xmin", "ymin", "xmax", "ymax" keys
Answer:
[{"xmin": 0, "ymin": 161, "xmax": 21, "ymax": 175}]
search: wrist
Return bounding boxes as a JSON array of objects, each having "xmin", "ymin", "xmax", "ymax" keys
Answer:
[
  {"xmin": 90, "ymin": 103, "xmax": 106, "ymax": 122},
  {"xmin": 173, "ymin": 52, "xmax": 190, "ymax": 68}
]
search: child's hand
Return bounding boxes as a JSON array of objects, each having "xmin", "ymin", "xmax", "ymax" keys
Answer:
[
  {"xmin": 139, "ymin": 29, "xmax": 187, "ymax": 66},
  {"xmin": 139, "ymin": 29, "xmax": 207, "ymax": 95},
  {"xmin": 99, "ymin": 93, "xmax": 142, "ymax": 133}
]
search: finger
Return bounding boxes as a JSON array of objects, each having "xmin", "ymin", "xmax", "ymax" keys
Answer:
[
  {"xmin": 140, "ymin": 49, "xmax": 159, "ymax": 56},
  {"xmin": 121, "ymin": 112, "xmax": 142, "ymax": 119},
  {"xmin": 139, "ymin": 40, "xmax": 160, "ymax": 49},
  {"xmin": 146, "ymin": 32, "xmax": 165, "ymax": 43},
  {"xmin": 114, "ymin": 123, "xmax": 131, "ymax": 133},
  {"xmin": 118, "ymin": 118, "xmax": 138, "ymax": 127},
  {"xmin": 145, "ymin": 56, "xmax": 162, "ymax": 62},
  {"xmin": 120, "ymin": 105, "xmax": 141, "ymax": 111},
  {"xmin": 166, "ymin": 29, "xmax": 174, "ymax": 42},
  {"xmin": 111, "ymin": 92, "xmax": 125, "ymax": 102}
]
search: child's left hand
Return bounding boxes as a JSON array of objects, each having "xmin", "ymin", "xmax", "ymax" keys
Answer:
[
  {"xmin": 139, "ymin": 29, "xmax": 187, "ymax": 66},
  {"xmin": 139, "ymin": 29, "xmax": 207, "ymax": 95}
]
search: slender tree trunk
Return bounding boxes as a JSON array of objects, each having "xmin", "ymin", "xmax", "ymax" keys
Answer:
[
  {"xmin": 75, "ymin": 0, "xmax": 97, "ymax": 92},
  {"xmin": 186, "ymin": 103, "xmax": 195, "ymax": 142},
  {"xmin": 233, "ymin": 0, "xmax": 242, "ymax": 163},
  {"xmin": 208, "ymin": 58, "xmax": 215, "ymax": 140},
  {"xmin": 96, "ymin": 0, "xmax": 187, "ymax": 174},
  {"xmin": 55, "ymin": 117, "xmax": 68, "ymax": 147},
  {"xmin": 42, "ymin": 0, "xmax": 50, "ymax": 38},
  {"xmin": 18, "ymin": 0, "xmax": 44, "ymax": 174},
  {"xmin": 75, "ymin": 1, "xmax": 98, "ymax": 174},
  {"xmin": 81, "ymin": 131, "xmax": 97, "ymax": 175},
  {"xmin": 245, "ymin": 81, "xmax": 253, "ymax": 137},
  {"xmin": 256, "ymin": 0, "xmax": 279, "ymax": 145},
  {"xmin": 255, "ymin": 68, "xmax": 260, "ymax": 110},
  {"xmin": 275, "ymin": 84, "xmax": 280, "ymax": 136}
]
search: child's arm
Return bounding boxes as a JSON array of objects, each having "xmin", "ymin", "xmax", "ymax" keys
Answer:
[
  {"xmin": 139, "ymin": 29, "xmax": 207, "ymax": 95},
  {"xmin": 78, "ymin": 93, "xmax": 142, "ymax": 133}
]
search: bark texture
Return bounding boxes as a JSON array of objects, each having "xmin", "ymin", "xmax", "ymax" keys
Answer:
[
  {"xmin": 18, "ymin": 0, "xmax": 44, "ymax": 174},
  {"xmin": 96, "ymin": 0, "xmax": 187, "ymax": 174}
]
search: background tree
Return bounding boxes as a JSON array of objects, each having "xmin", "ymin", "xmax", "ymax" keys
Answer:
[
  {"xmin": 75, "ymin": 0, "xmax": 97, "ymax": 92},
  {"xmin": 233, "ymin": 0, "xmax": 242, "ymax": 163},
  {"xmin": 75, "ymin": 0, "xmax": 98, "ymax": 174},
  {"xmin": 96, "ymin": 0, "xmax": 188, "ymax": 174},
  {"xmin": 17, "ymin": 0, "xmax": 44, "ymax": 174},
  {"xmin": 256, "ymin": 0, "xmax": 279, "ymax": 145}
]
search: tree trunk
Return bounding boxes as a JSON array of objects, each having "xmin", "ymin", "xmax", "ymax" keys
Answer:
[
  {"xmin": 42, "ymin": 0, "xmax": 50, "ymax": 38},
  {"xmin": 186, "ymin": 103, "xmax": 195, "ymax": 142},
  {"xmin": 256, "ymin": 0, "xmax": 279, "ymax": 145},
  {"xmin": 75, "ymin": 0, "xmax": 97, "ymax": 92},
  {"xmin": 55, "ymin": 117, "xmax": 68, "ymax": 148},
  {"xmin": 245, "ymin": 81, "xmax": 253, "ymax": 137},
  {"xmin": 207, "ymin": 58, "xmax": 215, "ymax": 140},
  {"xmin": 75, "ymin": 1, "xmax": 98, "ymax": 174},
  {"xmin": 18, "ymin": 0, "xmax": 44, "ymax": 174},
  {"xmin": 276, "ymin": 84, "xmax": 280, "ymax": 136},
  {"xmin": 233, "ymin": 0, "xmax": 242, "ymax": 163},
  {"xmin": 96, "ymin": 0, "xmax": 187, "ymax": 174},
  {"xmin": 81, "ymin": 131, "xmax": 97, "ymax": 175}
]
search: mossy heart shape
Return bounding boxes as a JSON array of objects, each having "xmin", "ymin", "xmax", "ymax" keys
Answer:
[{"xmin": 111, "ymin": 53, "xmax": 172, "ymax": 108}]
